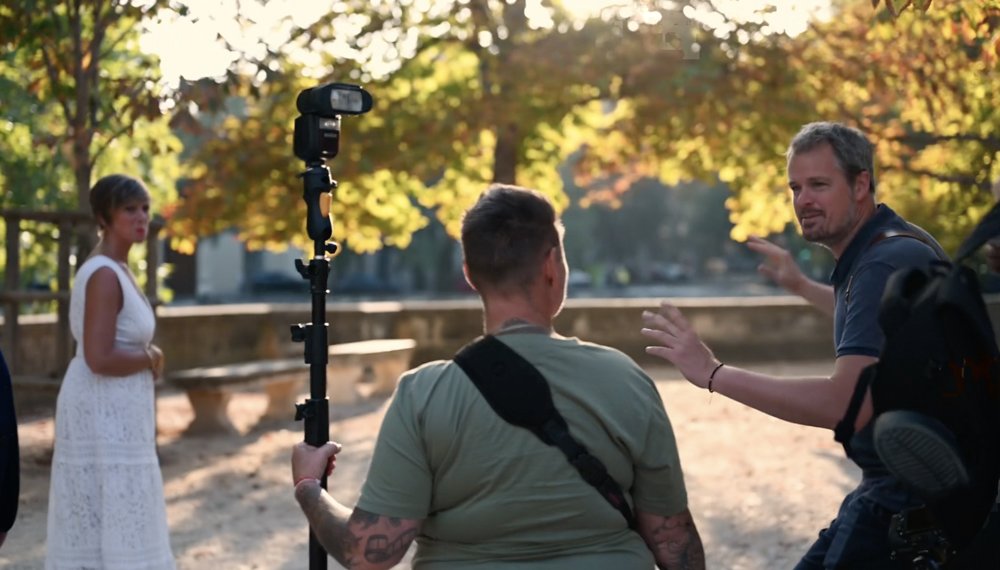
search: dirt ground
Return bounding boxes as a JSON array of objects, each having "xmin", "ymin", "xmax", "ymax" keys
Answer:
[{"xmin": 1, "ymin": 361, "xmax": 861, "ymax": 570}]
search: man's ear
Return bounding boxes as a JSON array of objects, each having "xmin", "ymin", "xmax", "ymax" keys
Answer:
[
  {"xmin": 462, "ymin": 262, "xmax": 478, "ymax": 292},
  {"xmin": 853, "ymin": 170, "xmax": 872, "ymax": 200},
  {"xmin": 542, "ymin": 247, "xmax": 559, "ymax": 284}
]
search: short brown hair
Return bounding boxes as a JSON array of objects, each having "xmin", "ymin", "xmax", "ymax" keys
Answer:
[
  {"xmin": 89, "ymin": 174, "xmax": 150, "ymax": 229},
  {"xmin": 460, "ymin": 184, "xmax": 563, "ymax": 292},
  {"xmin": 787, "ymin": 122, "xmax": 876, "ymax": 193}
]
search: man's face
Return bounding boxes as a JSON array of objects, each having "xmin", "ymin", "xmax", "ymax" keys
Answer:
[{"xmin": 788, "ymin": 143, "xmax": 865, "ymax": 250}]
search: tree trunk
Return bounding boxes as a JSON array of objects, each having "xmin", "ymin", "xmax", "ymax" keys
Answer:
[
  {"xmin": 492, "ymin": 122, "xmax": 520, "ymax": 184},
  {"xmin": 72, "ymin": 97, "xmax": 96, "ymax": 263},
  {"xmin": 488, "ymin": 0, "xmax": 528, "ymax": 186},
  {"xmin": 74, "ymin": 157, "xmax": 96, "ymax": 262},
  {"xmin": 70, "ymin": 4, "xmax": 98, "ymax": 265}
]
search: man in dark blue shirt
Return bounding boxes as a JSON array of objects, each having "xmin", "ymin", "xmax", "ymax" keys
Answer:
[
  {"xmin": 0, "ymin": 347, "xmax": 18, "ymax": 549},
  {"xmin": 642, "ymin": 122, "xmax": 943, "ymax": 568}
]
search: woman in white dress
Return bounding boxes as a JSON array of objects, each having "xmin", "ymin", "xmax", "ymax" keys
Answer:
[{"xmin": 46, "ymin": 174, "xmax": 175, "ymax": 569}]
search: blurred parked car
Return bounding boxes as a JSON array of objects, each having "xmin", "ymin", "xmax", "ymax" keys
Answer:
[
  {"xmin": 249, "ymin": 271, "xmax": 306, "ymax": 294},
  {"xmin": 568, "ymin": 270, "xmax": 593, "ymax": 290},
  {"xmin": 650, "ymin": 263, "xmax": 691, "ymax": 283},
  {"xmin": 333, "ymin": 273, "xmax": 400, "ymax": 296}
]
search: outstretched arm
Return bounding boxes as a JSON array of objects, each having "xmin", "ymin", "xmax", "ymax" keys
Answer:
[
  {"xmin": 642, "ymin": 303, "xmax": 875, "ymax": 429},
  {"xmin": 637, "ymin": 508, "xmax": 705, "ymax": 570},
  {"xmin": 294, "ymin": 482, "xmax": 421, "ymax": 570},
  {"xmin": 747, "ymin": 237, "xmax": 834, "ymax": 317}
]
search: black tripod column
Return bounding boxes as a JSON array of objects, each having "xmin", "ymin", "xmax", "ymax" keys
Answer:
[
  {"xmin": 292, "ymin": 163, "xmax": 339, "ymax": 570},
  {"xmin": 290, "ymin": 82, "xmax": 372, "ymax": 570}
]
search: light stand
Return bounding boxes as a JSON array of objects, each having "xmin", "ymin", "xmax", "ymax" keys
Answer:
[{"xmin": 290, "ymin": 82, "xmax": 372, "ymax": 570}]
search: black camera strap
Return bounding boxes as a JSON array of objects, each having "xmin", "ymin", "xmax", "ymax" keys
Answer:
[{"xmin": 453, "ymin": 335, "xmax": 637, "ymax": 530}]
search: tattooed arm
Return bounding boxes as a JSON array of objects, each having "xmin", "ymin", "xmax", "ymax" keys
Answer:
[
  {"xmin": 291, "ymin": 441, "xmax": 422, "ymax": 569},
  {"xmin": 294, "ymin": 481, "xmax": 422, "ymax": 570},
  {"xmin": 636, "ymin": 508, "xmax": 706, "ymax": 570}
]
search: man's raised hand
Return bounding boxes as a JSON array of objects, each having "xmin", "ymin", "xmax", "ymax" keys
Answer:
[
  {"xmin": 746, "ymin": 236, "xmax": 806, "ymax": 295},
  {"xmin": 641, "ymin": 302, "xmax": 720, "ymax": 390}
]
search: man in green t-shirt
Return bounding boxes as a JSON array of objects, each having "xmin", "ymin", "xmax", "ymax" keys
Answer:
[{"xmin": 291, "ymin": 184, "xmax": 704, "ymax": 569}]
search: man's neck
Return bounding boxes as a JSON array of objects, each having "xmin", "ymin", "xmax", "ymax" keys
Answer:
[
  {"xmin": 829, "ymin": 202, "xmax": 878, "ymax": 260},
  {"xmin": 492, "ymin": 317, "xmax": 552, "ymax": 335},
  {"xmin": 482, "ymin": 297, "xmax": 554, "ymax": 335}
]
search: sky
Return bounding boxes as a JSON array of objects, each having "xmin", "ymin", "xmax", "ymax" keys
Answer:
[{"xmin": 141, "ymin": 0, "xmax": 832, "ymax": 87}]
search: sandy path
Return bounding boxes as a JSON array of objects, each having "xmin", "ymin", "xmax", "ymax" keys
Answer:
[{"xmin": 1, "ymin": 361, "xmax": 859, "ymax": 569}]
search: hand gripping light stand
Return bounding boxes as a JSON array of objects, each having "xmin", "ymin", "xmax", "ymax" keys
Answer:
[{"xmin": 290, "ymin": 82, "xmax": 373, "ymax": 570}]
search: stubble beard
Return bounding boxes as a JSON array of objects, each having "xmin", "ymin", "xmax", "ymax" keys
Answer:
[{"xmin": 801, "ymin": 202, "xmax": 858, "ymax": 250}]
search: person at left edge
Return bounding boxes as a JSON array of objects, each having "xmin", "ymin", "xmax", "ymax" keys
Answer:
[{"xmin": 0, "ymin": 346, "xmax": 18, "ymax": 550}]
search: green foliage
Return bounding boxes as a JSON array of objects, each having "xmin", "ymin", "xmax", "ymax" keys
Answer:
[
  {"xmin": 0, "ymin": 1, "xmax": 186, "ymax": 205},
  {"xmin": 780, "ymin": 0, "xmax": 999, "ymax": 253},
  {"xmin": 0, "ymin": 49, "xmax": 71, "ymax": 210},
  {"xmin": 576, "ymin": 0, "xmax": 999, "ymax": 252},
  {"xmin": 172, "ymin": 1, "xmax": 639, "ymax": 253},
  {"xmin": 1, "ymin": 0, "xmax": 186, "ymax": 299},
  {"xmin": 6, "ymin": 0, "xmax": 997, "ymax": 276}
]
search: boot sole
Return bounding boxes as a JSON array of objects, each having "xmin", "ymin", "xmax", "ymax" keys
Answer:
[{"xmin": 874, "ymin": 410, "xmax": 970, "ymax": 500}]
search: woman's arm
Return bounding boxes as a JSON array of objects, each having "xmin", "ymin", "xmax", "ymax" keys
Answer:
[{"xmin": 82, "ymin": 267, "xmax": 156, "ymax": 377}]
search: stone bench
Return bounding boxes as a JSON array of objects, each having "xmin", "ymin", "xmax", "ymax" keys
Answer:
[
  {"xmin": 326, "ymin": 338, "xmax": 418, "ymax": 402},
  {"xmin": 168, "ymin": 338, "xmax": 417, "ymax": 436}
]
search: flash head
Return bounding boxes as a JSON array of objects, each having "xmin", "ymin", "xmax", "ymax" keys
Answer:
[{"xmin": 296, "ymin": 83, "xmax": 373, "ymax": 117}]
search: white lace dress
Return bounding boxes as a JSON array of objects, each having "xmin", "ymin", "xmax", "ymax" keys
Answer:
[{"xmin": 45, "ymin": 255, "xmax": 175, "ymax": 569}]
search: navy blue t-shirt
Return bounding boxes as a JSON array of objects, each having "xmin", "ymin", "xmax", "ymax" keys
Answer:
[{"xmin": 829, "ymin": 204, "xmax": 944, "ymax": 508}]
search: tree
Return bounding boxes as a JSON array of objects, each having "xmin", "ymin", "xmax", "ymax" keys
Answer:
[
  {"xmin": 169, "ymin": 0, "xmax": 998, "ymax": 257},
  {"xmin": 169, "ymin": 0, "xmax": 726, "ymax": 253},
  {"xmin": 576, "ymin": 0, "xmax": 999, "ymax": 252},
  {"xmin": 799, "ymin": 0, "xmax": 1000, "ymax": 253},
  {"xmin": 0, "ymin": 0, "xmax": 184, "ymax": 260}
]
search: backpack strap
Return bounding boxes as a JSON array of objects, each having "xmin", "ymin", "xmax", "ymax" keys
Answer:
[
  {"xmin": 834, "ymin": 364, "xmax": 877, "ymax": 455},
  {"xmin": 844, "ymin": 228, "xmax": 946, "ymax": 305},
  {"xmin": 870, "ymin": 229, "xmax": 930, "ymax": 247},
  {"xmin": 869, "ymin": 228, "xmax": 948, "ymax": 261},
  {"xmin": 875, "ymin": 201, "xmax": 1000, "ymax": 264},
  {"xmin": 955, "ymin": 201, "xmax": 1000, "ymax": 263},
  {"xmin": 453, "ymin": 335, "xmax": 637, "ymax": 529}
]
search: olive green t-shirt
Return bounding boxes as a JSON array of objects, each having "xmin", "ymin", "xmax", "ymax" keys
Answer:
[{"xmin": 357, "ymin": 332, "xmax": 688, "ymax": 569}]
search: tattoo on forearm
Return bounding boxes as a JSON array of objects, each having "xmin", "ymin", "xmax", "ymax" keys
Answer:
[
  {"xmin": 353, "ymin": 509, "xmax": 381, "ymax": 530},
  {"xmin": 647, "ymin": 514, "xmax": 705, "ymax": 570},
  {"xmin": 295, "ymin": 483, "xmax": 362, "ymax": 567},
  {"xmin": 349, "ymin": 509, "xmax": 416, "ymax": 564},
  {"xmin": 363, "ymin": 528, "xmax": 419, "ymax": 563},
  {"xmin": 296, "ymin": 486, "xmax": 420, "ymax": 569}
]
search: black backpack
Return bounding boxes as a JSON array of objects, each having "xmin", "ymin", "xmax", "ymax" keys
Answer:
[{"xmin": 835, "ymin": 202, "xmax": 1000, "ymax": 558}]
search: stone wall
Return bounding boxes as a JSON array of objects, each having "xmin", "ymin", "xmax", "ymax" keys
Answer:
[
  {"xmin": 10, "ymin": 295, "xmax": 1000, "ymax": 380},
  {"xmin": 6, "ymin": 296, "xmax": 836, "ymax": 378}
]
